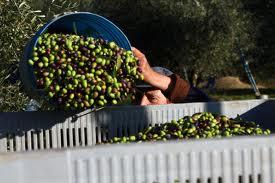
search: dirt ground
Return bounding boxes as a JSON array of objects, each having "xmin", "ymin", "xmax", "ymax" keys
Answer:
[{"xmin": 214, "ymin": 76, "xmax": 265, "ymax": 89}]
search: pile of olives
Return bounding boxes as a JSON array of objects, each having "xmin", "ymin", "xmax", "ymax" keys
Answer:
[
  {"xmin": 105, "ymin": 112, "xmax": 271, "ymax": 144},
  {"xmin": 28, "ymin": 33, "xmax": 143, "ymax": 110}
]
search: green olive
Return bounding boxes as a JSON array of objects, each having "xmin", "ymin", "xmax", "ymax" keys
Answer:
[
  {"xmin": 28, "ymin": 59, "xmax": 34, "ymax": 65},
  {"xmin": 42, "ymin": 57, "xmax": 49, "ymax": 63},
  {"xmin": 69, "ymin": 93, "xmax": 75, "ymax": 99},
  {"xmin": 89, "ymin": 99, "xmax": 94, "ymax": 105},
  {"xmin": 112, "ymin": 99, "xmax": 118, "ymax": 105},
  {"xmin": 38, "ymin": 62, "xmax": 43, "ymax": 68},
  {"xmin": 96, "ymin": 85, "xmax": 102, "ymax": 91},
  {"xmin": 98, "ymin": 100, "xmax": 104, "ymax": 106}
]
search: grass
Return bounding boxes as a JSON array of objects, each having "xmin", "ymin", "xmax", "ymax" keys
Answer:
[{"xmin": 208, "ymin": 88, "xmax": 275, "ymax": 101}]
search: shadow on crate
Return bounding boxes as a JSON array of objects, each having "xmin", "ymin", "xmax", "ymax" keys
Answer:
[
  {"xmin": 0, "ymin": 107, "xmax": 149, "ymax": 151},
  {"xmin": 0, "ymin": 111, "xmax": 84, "ymax": 150},
  {"xmin": 204, "ymin": 100, "xmax": 275, "ymax": 132},
  {"xmin": 239, "ymin": 100, "xmax": 275, "ymax": 132},
  {"xmin": 0, "ymin": 100, "xmax": 274, "ymax": 152},
  {"xmin": 0, "ymin": 111, "xmax": 73, "ymax": 137}
]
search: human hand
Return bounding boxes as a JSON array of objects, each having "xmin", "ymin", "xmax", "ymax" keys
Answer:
[
  {"xmin": 131, "ymin": 47, "xmax": 154, "ymax": 84},
  {"xmin": 131, "ymin": 47, "xmax": 172, "ymax": 92}
]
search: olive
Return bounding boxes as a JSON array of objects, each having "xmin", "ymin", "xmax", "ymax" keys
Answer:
[
  {"xmin": 30, "ymin": 33, "xmax": 149, "ymax": 110},
  {"xmin": 28, "ymin": 59, "xmax": 34, "ymax": 65},
  {"xmin": 98, "ymin": 100, "xmax": 104, "ymax": 106},
  {"xmin": 130, "ymin": 136, "xmax": 136, "ymax": 141},
  {"xmin": 38, "ymin": 62, "xmax": 44, "ymax": 68},
  {"xmin": 48, "ymin": 92, "xmax": 54, "ymax": 98},
  {"xmin": 69, "ymin": 93, "xmax": 75, "ymax": 99},
  {"xmin": 112, "ymin": 99, "xmax": 118, "ymax": 105}
]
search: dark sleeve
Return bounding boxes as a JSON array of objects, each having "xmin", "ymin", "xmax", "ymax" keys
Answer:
[
  {"xmin": 165, "ymin": 74, "xmax": 191, "ymax": 103},
  {"xmin": 165, "ymin": 74, "xmax": 210, "ymax": 103}
]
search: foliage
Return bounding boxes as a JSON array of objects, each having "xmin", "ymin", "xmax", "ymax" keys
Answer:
[
  {"xmin": 0, "ymin": 0, "xmax": 79, "ymax": 111},
  {"xmin": 243, "ymin": 0, "xmax": 275, "ymax": 81},
  {"xmin": 0, "ymin": 0, "xmax": 44, "ymax": 111},
  {"xmin": 90, "ymin": 0, "xmax": 256, "ymax": 84}
]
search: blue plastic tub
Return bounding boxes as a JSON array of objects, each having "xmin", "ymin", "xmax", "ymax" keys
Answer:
[{"xmin": 20, "ymin": 12, "xmax": 131, "ymax": 98}]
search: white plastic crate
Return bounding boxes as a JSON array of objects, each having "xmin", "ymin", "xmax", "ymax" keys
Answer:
[
  {"xmin": 0, "ymin": 99, "xmax": 274, "ymax": 152},
  {"xmin": 0, "ymin": 135, "xmax": 275, "ymax": 183}
]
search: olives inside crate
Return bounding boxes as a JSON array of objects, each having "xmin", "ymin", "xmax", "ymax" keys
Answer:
[{"xmin": 0, "ymin": 99, "xmax": 274, "ymax": 152}]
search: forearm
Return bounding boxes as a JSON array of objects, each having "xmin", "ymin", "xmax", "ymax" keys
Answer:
[{"xmin": 146, "ymin": 71, "xmax": 172, "ymax": 91}]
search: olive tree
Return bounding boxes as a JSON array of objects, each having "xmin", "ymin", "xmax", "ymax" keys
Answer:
[{"xmin": 88, "ymin": 0, "xmax": 255, "ymax": 85}]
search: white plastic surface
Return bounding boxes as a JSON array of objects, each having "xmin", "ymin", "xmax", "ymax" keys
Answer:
[
  {"xmin": 0, "ymin": 135, "xmax": 274, "ymax": 183},
  {"xmin": 0, "ymin": 99, "xmax": 274, "ymax": 152}
]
